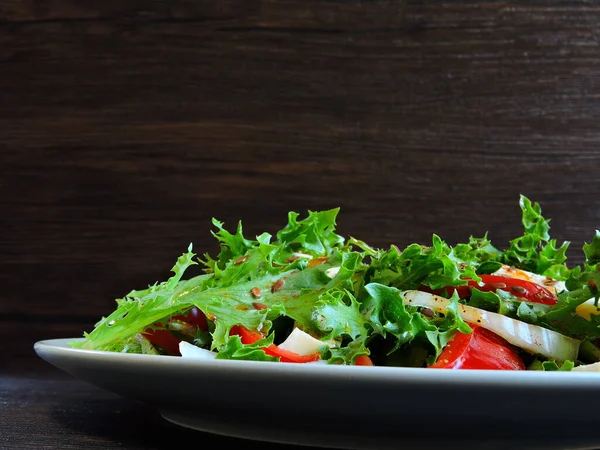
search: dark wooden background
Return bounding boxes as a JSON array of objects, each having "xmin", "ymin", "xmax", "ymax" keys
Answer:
[{"xmin": 3, "ymin": 0, "xmax": 600, "ymax": 375}]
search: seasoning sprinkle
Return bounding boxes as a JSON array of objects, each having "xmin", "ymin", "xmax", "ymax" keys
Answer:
[
  {"xmin": 307, "ymin": 256, "xmax": 328, "ymax": 268},
  {"xmin": 271, "ymin": 278, "xmax": 285, "ymax": 293},
  {"xmin": 510, "ymin": 285, "xmax": 527, "ymax": 294},
  {"xmin": 421, "ymin": 308, "xmax": 435, "ymax": 318},
  {"xmin": 252, "ymin": 302, "xmax": 268, "ymax": 310},
  {"xmin": 234, "ymin": 255, "xmax": 248, "ymax": 265}
]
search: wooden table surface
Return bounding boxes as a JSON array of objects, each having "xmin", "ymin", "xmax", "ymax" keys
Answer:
[
  {"xmin": 2, "ymin": 374, "xmax": 312, "ymax": 449},
  {"xmin": 3, "ymin": 1, "xmax": 600, "ymax": 449}
]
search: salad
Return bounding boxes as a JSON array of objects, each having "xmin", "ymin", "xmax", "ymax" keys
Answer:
[{"xmin": 71, "ymin": 196, "xmax": 600, "ymax": 371}]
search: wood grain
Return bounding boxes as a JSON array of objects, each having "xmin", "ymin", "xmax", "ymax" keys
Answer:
[
  {"xmin": 0, "ymin": 376, "xmax": 307, "ymax": 449},
  {"xmin": 2, "ymin": 1, "xmax": 600, "ymax": 364},
  {"xmin": 1, "ymin": 0, "xmax": 407, "ymax": 27},
  {"xmin": 3, "ymin": 320, "xmax": 97, "ymax": 373}
]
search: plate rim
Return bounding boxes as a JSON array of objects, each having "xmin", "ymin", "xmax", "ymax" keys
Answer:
[{"xmin": 34, "ymin": 337, "xmax": 600, "ymax": 388}]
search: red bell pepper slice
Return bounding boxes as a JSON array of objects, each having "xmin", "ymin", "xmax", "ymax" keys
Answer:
[
  {"xmin": 432, "ymin": 274, "xmax": 558, "ymax": 306},
  {"xmin": 354, "ymin": 355, "xmax": 374, "ymax": 366},
  {"xmin": 429, "ymin": 325, "xmax": 525, "ymax": 370},
  {"xmin": 230, "ymin": 325, "xmax": 320, "ymax": 363}
]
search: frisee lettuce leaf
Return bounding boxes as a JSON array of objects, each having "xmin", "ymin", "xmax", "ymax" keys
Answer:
[
  {"xmin": 583, "ymin": 230, "xmax": 600, "ymax": 265},
  {"xmin": 501, "ymin": 195, "xmax": 571, "ymax": 279},
  {"xmin": 216, "ymin": 334, "xmax": 279, "ymax": 361},
  {"xmin": 363, "ymin": 283, "xmax": 471, "ymax": 360}
]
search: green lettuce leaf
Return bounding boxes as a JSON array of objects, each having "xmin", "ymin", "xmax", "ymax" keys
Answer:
[
  {"xmin": 501, "ymin": 195, "xmax": 570, "ymax": 279},
  {"xmin": 362, "ymin": 283, "xmax": 471, "ymax": 362},
  {"xmin": 527, "ymin": 358, "xmax": 575, "ymax": 371},
  {"xmin": 215, "ymin": 334, "xmax": 279, "ymax": 361},
  {"xmin": 583, "ymin": 230, "xmax": 600, "ymax": 265}
]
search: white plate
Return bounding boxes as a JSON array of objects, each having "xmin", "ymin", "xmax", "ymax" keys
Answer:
[{"xmin": 34, "ymin": 338, "xmax": 600, "ymax": 450}]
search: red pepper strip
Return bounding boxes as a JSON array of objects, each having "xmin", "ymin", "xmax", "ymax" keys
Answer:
[
  {"xmin": 230, "ymin": 325, "xmax": 320, "ymax": 363},
  {"xmin": 354, "ymin": 355, "xmax": 374, "ymax": 366},
  {"xmin": 426, "ymin": 274, "xmax": 558, "ymax": 306},
  {"xmin": 143, "ymin": 307, "xmax": 209, "ymax": 356},
  {"xmin": 429, "ymin": 325, "xmax": 525, "ymax": 370}
]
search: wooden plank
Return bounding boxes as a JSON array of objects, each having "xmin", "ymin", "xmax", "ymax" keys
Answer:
[
  {"xmin": 1, "ymin": 376, "xmax": 295, "ymax": 448},
  {"xmin": 1, "ymin": 0, "xmax": 408, "ymax": 27},
  {"xmin": 3, "ymin": 319, "xmax": 95, "ymax": 373},
  {"xmin": 3, "ymin": 2, "xmax": 600, "ymax": 319},
  {"xmin": 3, "ymin": 0, "xmax": 600, "ymax": 30}
]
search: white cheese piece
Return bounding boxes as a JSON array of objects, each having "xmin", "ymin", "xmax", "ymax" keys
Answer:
[
  {"xmin": 179, "ymin": 341, "xmax": 217, "ymax": 360},
  {"xmin": 573, "ymin": 361, "xmax": 600, "ymax": 372},
  {"xmin": 277, "ymin": 327, "xmax": 330, "ymax": 355}
]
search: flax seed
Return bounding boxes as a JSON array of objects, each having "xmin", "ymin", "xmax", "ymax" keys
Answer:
[
  {"xmin": 510, "ymin": 285, "xmax": 527, "ymax": 294},
  {"xmin": 252, "ymin": 302, "xmax": 268, "ymax": 310},
  {"xmin": 308, "ymin": 256, "xmax": 328, "ymax": 268},
  {"xmin": 271, "ymin": 278, "xmax": 285, "ymax": 293},
  {"xmin": 234, "ymin": 255, "xmax": 248, "ymax": 265},
  {"xmin": 421, "ymin": 308, "xmax": 435, "ymax": 318}
]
